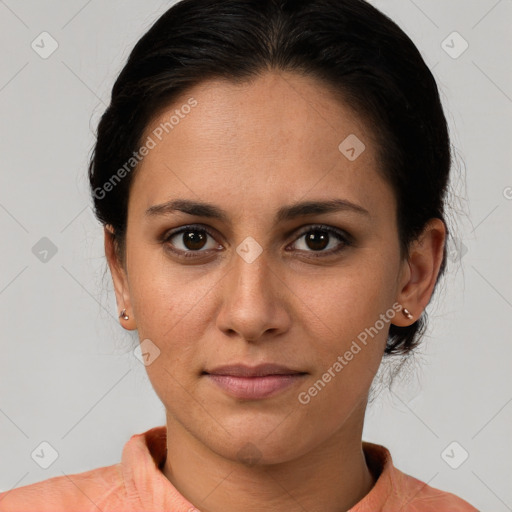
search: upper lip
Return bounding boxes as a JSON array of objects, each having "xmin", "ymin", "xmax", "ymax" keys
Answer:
[{"xmin": 204, "ymin": 363, "xmax": 306, "ymax": 377}]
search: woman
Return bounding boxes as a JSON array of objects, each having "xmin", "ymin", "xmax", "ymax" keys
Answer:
[{"xmin": 0, "ymin": 0, "xmax": 478, "ymax": 510}]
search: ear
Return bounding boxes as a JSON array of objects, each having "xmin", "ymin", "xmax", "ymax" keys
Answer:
[
  {"xmin": 393, "ymin": 218, "xmax": 446, "ymax": 327},
  {"xmin": 104, "ymin": 225, "xmax": 137, "ymax": 330}
]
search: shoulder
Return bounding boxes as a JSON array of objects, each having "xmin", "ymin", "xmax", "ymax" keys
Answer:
[
  {"xmin": 390, "ymin": 466, "xmax": 479, "ymax": 511},
  {"xmin": 0, "ymin": 463, "xmax": 128, "ymax": 512},
  {"xmin": 0, "ymin": 426, "xmax": 168, "ymax": 512},
  {"xmin": 352, "ymin": 441, "xmax": 479, "ymax": 512}
]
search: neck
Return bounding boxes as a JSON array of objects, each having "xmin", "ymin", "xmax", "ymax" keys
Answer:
[{"xmin": 162, "ymin": 403, "xmax": 376, "ymax": 512}]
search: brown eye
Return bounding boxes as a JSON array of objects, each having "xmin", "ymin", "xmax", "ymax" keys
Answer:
[
  {"xmin": 290, "ymin": 225, "xmax": 352, "ymax": 257},
  {"xmin": 163, "ymin": 225, "xmax": 220, "ymax": 257},
  {"xmin": 304, "ymin": 230, "xmax": 330, "ymax": 251},
  {"xmin": 182, "ymin": 230, "xmax": 208, "ymax": 250}
]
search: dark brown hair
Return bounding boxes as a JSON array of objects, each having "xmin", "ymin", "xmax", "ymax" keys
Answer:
[{"xmin": 89, "ymin": 0, "xmax": 453, "ymax": 357}]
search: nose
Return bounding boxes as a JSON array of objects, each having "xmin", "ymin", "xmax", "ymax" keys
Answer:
[{"xmin": 215, "ymin": 244, "xmax": 291, "ymax": 343}]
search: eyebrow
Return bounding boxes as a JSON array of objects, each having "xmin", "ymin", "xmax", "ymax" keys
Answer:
[{"xmin": 145, "ymin": 198, "xmax": 370, "ymax": 223}]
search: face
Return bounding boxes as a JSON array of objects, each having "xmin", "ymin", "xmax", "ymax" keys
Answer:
[{"xmin": 108, "ymin": 71, "xmax": 413, "ymax": 464}]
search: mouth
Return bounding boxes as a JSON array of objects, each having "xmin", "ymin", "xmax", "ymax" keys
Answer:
[{"xmin": 202, "ymin": 363, "xmax": 307, "ymax": 400}]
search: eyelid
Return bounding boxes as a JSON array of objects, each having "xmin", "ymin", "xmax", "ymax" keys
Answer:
[
  {"xmin": 162, "ymin": 223, "xmax": 353, "ymax": 257},
  {"xmin": 162, "ymin": 224, "xmax": 221, "ymax": 247},
  {"xmin": 286, "ymin": 224, "xmax": 353, "ymax": 257},
  {"xmin": 291, "ymin": 224, "xmax": 353, "ymax": 245}
]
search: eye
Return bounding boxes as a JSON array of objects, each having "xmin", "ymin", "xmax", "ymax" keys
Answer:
[
  {"xmin": 289, "ymin": 225, "xmax": 352, "ymax": 257},
  {"xmin": 162, "ymin": 223, "xmax": 352, "ymax": 260},
  {"xmin": 162, "ymin": 225, "xmax": 221, "ymax": 258}
]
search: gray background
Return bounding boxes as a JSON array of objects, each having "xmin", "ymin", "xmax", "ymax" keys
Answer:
[{"xmin": 1, "ymin": 0, "xmax": 511, "ymax": 510}]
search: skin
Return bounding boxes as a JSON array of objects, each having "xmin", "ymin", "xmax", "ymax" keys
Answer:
[{"xmin": 105, "ymin": 70, "xmax": 446, "ymax": 512}]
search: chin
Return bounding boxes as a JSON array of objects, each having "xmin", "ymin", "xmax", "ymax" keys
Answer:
[{"xmin": 206, "ymin": 419, "xmax": 316, "ymax": 467}]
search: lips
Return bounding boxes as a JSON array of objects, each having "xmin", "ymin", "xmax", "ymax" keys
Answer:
[
  {"xmin": 203, "ymin": 363, "xmax": 307, "ymax": 400},
  {"xmin": 204, "ymin": 363, "xmax": 305, "ymax": 377}
]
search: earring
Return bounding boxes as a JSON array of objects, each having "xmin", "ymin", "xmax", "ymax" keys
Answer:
[
  {"xmin": 402, "ymin": 307, "xmax": 413, "ymax": 320},
  {"xmin": 119, "ymin": 309, "xmax": 129, "ymax": 321}
]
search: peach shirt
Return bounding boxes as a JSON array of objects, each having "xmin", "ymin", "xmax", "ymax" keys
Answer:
[{"xmin": 0, "ymin": 425, "xmax": 479, "ymax": 511}]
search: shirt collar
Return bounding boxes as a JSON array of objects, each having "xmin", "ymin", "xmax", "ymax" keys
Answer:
[{"xmin": 121, "ymin": 425, "xmax": 392, "ymax": 511}]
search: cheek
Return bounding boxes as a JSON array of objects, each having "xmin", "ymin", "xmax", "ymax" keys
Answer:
[
  {"xmin": 127, "ymin": 254, "xmax": 221, "ymax": 369},
  {"xmin": 301, "ymin": 261, "xmax": 394, "ymax": 342},
  {"xmin": 128, "ymin": 249, "xmax": 211, "ymax": 338},
  {"xmin": 293, "ymin": 264, "xmax": 393, "ymax": 411},
  {"xmin": 295, "ymin": 275, "xmax": 389, "ymax": 417}
]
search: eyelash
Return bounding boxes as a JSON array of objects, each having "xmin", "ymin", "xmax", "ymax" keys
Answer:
[{"xmin": 161, "ymin": 224, "xmax": 353, "ymax": 260}]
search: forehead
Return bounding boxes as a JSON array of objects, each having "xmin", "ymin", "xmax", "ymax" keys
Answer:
[{"xmin": 129, "ymin": 71, "xmax": 392, "ymax": 221}]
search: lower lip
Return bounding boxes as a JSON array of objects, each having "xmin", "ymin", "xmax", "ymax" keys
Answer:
[{"xmin": 205, "ymin": 373, "xmax": 306, "ymax": 400}]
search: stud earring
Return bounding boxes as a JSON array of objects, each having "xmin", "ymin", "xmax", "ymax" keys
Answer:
[
  {"xmin": 402, "ymin": 307, "xmax": 413, "ymax": 320},
  {"xmin": 119, "ymin": 309, "xmax": 129, "ymax": 321}
]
